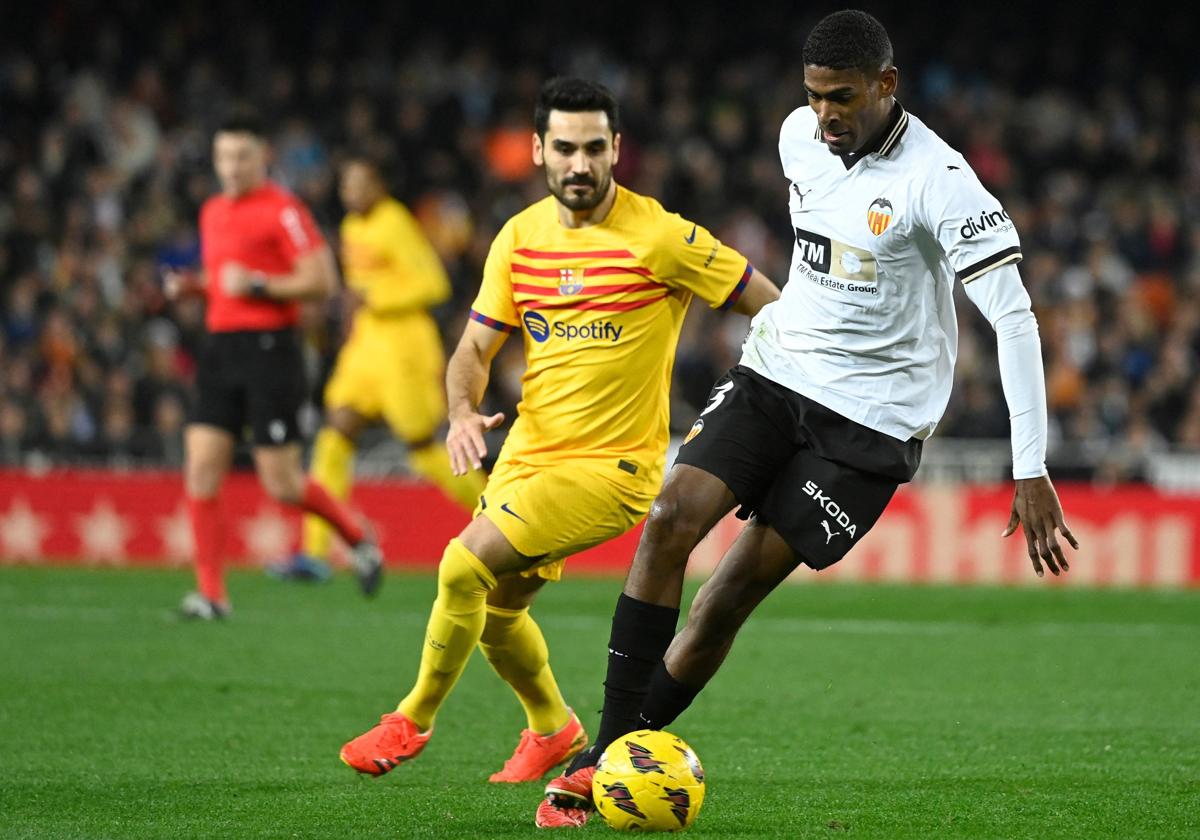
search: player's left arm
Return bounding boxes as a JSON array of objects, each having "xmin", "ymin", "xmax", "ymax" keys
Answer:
[
  {"xmin": 730, "ymin": 266, "xmax": 780, "ymax": 316},
  {"xmin": 652, "ymin": 214, "xmax": 780, "ymax": 314},
  {"xmin": 962, "ymin": 265, "xmax": 1079, "ymax": 577}
]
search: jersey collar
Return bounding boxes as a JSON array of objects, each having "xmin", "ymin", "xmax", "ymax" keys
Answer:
[{"xmin": 815, "ymin": 101, "xmax": 909, "ymax": 170}]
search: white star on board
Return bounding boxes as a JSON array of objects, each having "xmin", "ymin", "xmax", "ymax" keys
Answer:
[
  {"xmin": 238, "ymin": 504, "xmax": 294, "ymax": 565},
  {"xmin": 75, "ymin": 499, "xmax": 133, "ymax": 565},
  {"xmin": 0, "ymin": 497, "xmax": 50, "ymax": 560}
]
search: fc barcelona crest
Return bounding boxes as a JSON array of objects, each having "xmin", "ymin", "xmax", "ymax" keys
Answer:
[
  {"xmin": 867, "ymin": 197, "xmax": 893, "ymax": 236},
  {"xmin": 558, "ymin": 267, "xmax": 584, "ymax": 295}
]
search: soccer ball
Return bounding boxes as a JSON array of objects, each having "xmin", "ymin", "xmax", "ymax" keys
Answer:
[{"xmin": 592, "ymin": 729, "xmax": 706, "ymax": 832}]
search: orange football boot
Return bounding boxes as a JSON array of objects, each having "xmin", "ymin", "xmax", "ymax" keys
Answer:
[
  {"xmin": 339, "ymin": 712, "xmax": 431, "ymax": 776},
  {"xmin": 489, "ymin": 709, "xmax": 588, "ymax": 783}
]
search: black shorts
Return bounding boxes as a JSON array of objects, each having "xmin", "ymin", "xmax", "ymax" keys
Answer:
[
  {"xmin": 675, "ymin": 366, "xmax": 922, "ymax": 570},
  {"xmin": 191, "ymin": 329, "xmax": 306, "ymax": 446}
]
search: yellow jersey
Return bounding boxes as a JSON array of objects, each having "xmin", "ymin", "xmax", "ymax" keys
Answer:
[
  {"xmin": 470, "ymin": 185, "xmax": 752, "ymax": 492},
  {"xmin": 340, "ymin": 196, "xmax": 451, "ymax": 327}
]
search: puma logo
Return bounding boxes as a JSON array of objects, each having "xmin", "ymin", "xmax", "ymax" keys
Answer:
[{"xmin": 820, "ymin": 519, "xmax": 841, "ymax": 544}]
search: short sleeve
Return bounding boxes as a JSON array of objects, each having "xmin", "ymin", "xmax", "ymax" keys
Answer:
[
  {"xmin": 469, "ymin": 221, "xmax": 521, "ymax": 333},
  {"xmin": 917, "ymin": 160, "xmax": 1022, "ymax": 284},
  {"xmin": 276, "ymin": 197, "xmax": 325, "ymax": 262},
  {"xmin": 644, "ymin": 211, "xmax": 752, "ymax": 310}
]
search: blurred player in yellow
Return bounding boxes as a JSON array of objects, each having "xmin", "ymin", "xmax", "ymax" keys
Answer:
[
  {"xmin": 271, "ymin": 159, "xmax": 485, "ymax": 584},
  {"xmin": 337, "ymin": 77, "xmax": 779, "ymax": 783}
]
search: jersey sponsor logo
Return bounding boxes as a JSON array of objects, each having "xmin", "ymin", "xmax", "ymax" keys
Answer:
[
  {"xmin": 558, "ymin": 267, "xmax": 584, "ymax": 295},
  {"xmin": 803, "ymin": 480, "xmax": 857, "ymax": 539},
  {"xmin": 794, "ymin": 228, "xmax": 832, "ymax": 273},
  {"xmin": 553, "ymin": 321, "xmax": 623, "ymax": 342},
  {"xmin": 867, "ymin": 197, "xmax": 893, "ymax": 235},
  {"xmin": 684, "ymin": 418, "xmax": 704, "ymax": 444},
  {"xmin": 794, "ymin": 228, "xmax": 878, "ymax": 293},
  {"xmin": 523, "ymin": 311, "xmax": 551, "ymax": 342},
  {"xmin": 960, "ymin": 208, "xmax": 1013, "ymax": 239}
]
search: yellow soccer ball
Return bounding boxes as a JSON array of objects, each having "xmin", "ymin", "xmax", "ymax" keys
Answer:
[{"xmin": 592, "ymin": 729, "xmax": 706, "ymax": 832}]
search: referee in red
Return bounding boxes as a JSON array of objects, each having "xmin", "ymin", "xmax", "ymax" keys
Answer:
[{"xmin": 176, "ymin": 114, "xmax": 382, "ymax": 619}]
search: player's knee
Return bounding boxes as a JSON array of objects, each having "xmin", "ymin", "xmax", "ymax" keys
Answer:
[
  {"xmin": 644, "ymin": 493, "xmax": 705, "ymax": 550},
  {"xmin": 184, "ymin": 460, "xmax": 222, "ymax": 498},
  {"xmin": 260, "ymin": 471, "xmax": 303, "ymax": 504},
  {"xmin": 437, "ymin": 539, "xmax": 497, "ymax": 599}
]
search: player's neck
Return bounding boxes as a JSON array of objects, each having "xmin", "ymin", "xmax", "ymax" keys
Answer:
[{"xmin": 556, "ymin": 182, "xmax": 618, "ymax": 229}]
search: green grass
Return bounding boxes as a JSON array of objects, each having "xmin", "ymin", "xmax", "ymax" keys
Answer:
[{"xmin": 0, "ymin": 568, "xmax": 1197, "ymax": 839}]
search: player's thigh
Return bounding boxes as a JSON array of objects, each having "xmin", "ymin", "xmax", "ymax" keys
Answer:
[
  {"xmin": 380, "ymin": 339, "xmax": 447, "ymax": 444},
  {"xmin": 244, "ymin": 330, "xmax": 308, "ymax": 447},
  {"xmin": 323, "ymin": 338, "xmax": 382, "ymax": 420},
  {"xmin": 673, "ymin": 366, "xmax": 800, "ymax": 515},
  {"xmin": 478, "ymin": 459, "xmax": 654, "ymax": 574},
  {"xmin": 190, "ymin": 334, "xmax": 245, "ymax": 439},
  {"xmin": 758, "ymin": 448, "xmax": 900, "ymax": 571},
  {"xmin": 690, "ymin": 519, "xmax": 800, "ymax": 625}
]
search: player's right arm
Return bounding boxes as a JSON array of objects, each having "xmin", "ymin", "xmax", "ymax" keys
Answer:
[
  {"xmin": 445, "ymin": 320, "xmax": 509, "ymax": 475},
  {"xmin": 446, "ymin": 219, "xmax": 521, "ymax": 475}
]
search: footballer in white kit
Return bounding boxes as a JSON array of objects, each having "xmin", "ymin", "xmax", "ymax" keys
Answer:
[{"xmin": 539, "ymin": 11, "xmax": 1078, "ymax": 827}]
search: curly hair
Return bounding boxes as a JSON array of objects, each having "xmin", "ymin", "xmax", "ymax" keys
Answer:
[{"xmin": 802, "ymin": 10, "xmax": 893, "ymax": 73}]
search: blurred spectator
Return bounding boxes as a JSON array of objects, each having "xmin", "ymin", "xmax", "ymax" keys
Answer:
[{"xmin": 0, "ymin": 2, "xmax": 1197, "ymax": 481}]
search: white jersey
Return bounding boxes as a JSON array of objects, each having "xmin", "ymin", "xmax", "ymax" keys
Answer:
[{"xmin": 741, "ymin": 104, "xmax": 1023, "ymax": 441}]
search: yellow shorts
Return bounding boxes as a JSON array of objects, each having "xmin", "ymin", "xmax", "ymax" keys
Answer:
[
  {"xmin": 324, "ymin": 312, "xmax": 447, "ymax": 443},
  {"xmin": 476, "ymin": 457, "xmax": 658, "ymax": 581}
]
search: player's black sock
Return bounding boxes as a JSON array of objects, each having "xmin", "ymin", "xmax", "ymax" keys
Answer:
[
  {"xmin": 566, "ymin": 593, "xmax": 679, "ymax": 773},
  {"xmin": 637, "ymin": 659, "xmax": 701, "ymax": 730}
]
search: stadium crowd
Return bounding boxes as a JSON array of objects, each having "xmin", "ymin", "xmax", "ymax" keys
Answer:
[{"xmin": 2, "ymin": 3, "xmax": 1198, "ymax": 481}]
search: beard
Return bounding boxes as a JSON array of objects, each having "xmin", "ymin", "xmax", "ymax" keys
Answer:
[{"xmin": 548, "ymin": 171, "xmax": 612, "ymax": 211}]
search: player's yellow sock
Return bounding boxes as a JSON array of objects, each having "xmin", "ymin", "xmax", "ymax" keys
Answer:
[
  {"xmin": 302, "ymin": 427, "xmax": 355, "ymax": 559},
  {"xmin": 397, "ymin": 538, "xmax": 497, "ymax": 730},
  {"xmin": 479, "ymin": 604, "xmax": 570, "ymax": 735},
  {"xmin": 408, "ymin": 442, "xmax": 486, "ymax": 511}
]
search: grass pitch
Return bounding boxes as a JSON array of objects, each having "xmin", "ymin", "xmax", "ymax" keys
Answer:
[{"xmin": 0, "ymin": 567, "xmax": 1197, "ymax": 839}]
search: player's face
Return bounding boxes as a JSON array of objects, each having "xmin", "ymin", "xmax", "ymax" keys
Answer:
[
  {"xmin": 804, "ymin": 65, "xmax": 898, "ymax": 156},
  {"xmin": 339, "ymin": 163, "xmax": 380, "ymax": 215},
  {"xmin": 533, "ymin": 110, "xmax": 620, "ymax": 212},
  {"xmin": 213, "ymin": 132, "xmax": 268, "ymax": 197}
]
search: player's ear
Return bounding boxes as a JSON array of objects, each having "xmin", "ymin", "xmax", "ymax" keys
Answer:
[
  {"xmin": 611, "ymin": 132, "xmax": 621, "ymax": 166},
  {"xmin": 532, "ymin": 132, "xmax": 545, "ymax": 166},
  {"xmin": 879, "ymin": 66, "xmax": 898, "ymax": 99}
]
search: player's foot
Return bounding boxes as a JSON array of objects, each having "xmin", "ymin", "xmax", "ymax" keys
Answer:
[
  {"xmin": 178, "ymin": 591, "xmax": 230, "ymax": 620},
  {"xmin": 339, "ymin": 712, "xmax": 431, "ymax": 776},
  {"xmin": 543, "ymin": 764, "xmax": 597, "ymax": 810},
  {"xmin": 266, "ymin": 552, "xmax": 333, "ymax": 583},
  {"xmin": 349, "ymin": 526, "xmax": 383, "ymax": 597},
  {"xmin": 489, "ymin": 709, "xmax": 588, "ymax": 783},
  {"xmin": 534, "ymin": 799, "xmax": 590, "ymax": 828}
]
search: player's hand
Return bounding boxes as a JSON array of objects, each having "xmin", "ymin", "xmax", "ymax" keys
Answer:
[
  {"xmin": 446, "ymin": 409, "xmax": 505, "ymax": 475},
  {"xmin": 1003, "ymin": 475, "xmax": 1079, "ymax": 578},
  {"xmin": 160, "ymin": 266, "xmax": 200, "ymax": 299},
  {"xmin": 221, "ymin": 262, "xmax": 252, "ymax": 296}
]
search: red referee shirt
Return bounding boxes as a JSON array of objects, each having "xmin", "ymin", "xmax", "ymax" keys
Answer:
[{"xmin": 199, "ymin": 181, "xmax": 325, "ymax": 332}]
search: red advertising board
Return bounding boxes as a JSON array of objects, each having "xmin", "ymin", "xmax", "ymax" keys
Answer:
[{"xmin": 0, "ymin": 469, "xmax": 1197, "ymax": 587}]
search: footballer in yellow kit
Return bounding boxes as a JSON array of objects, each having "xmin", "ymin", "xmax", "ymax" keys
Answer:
[
  {"xmin": 469, "ymin": 185, "xmax": 754, "ymax": 578},
  {"xmin": 281, "ymin": 159, "xmax": 485, "ymax": 582},
  {"xmin": 337, "ymin": 78, "xmax": 779, "ymax": 784}
]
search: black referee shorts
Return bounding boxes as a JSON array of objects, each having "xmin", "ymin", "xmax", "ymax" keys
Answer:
[
  {"xmin": 675, "ymin": 366, "xmax": 922, "ymax": 570},
  {"xmin": 191, "ymin": 329, "xmax": 307, "ymax": 446}
]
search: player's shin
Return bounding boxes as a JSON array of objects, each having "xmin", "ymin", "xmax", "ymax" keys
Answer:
[
  {"xmin": 568, "ymin": 593, "xmax": 679, "ymax": 772},
  {"xmin": 636, "ymin": 660, "xmax": 702, "ymax": 730},
  {"xmin": 397, "ymin": 539, "xmax": 497, "ymax": 730},
  {"xmin": 302, "ymin": 427, "xmax": 356, "ymax": 558},
  {"xmin": 479, "ymin": 605, "xmax": 570, "ymax": 734}
]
